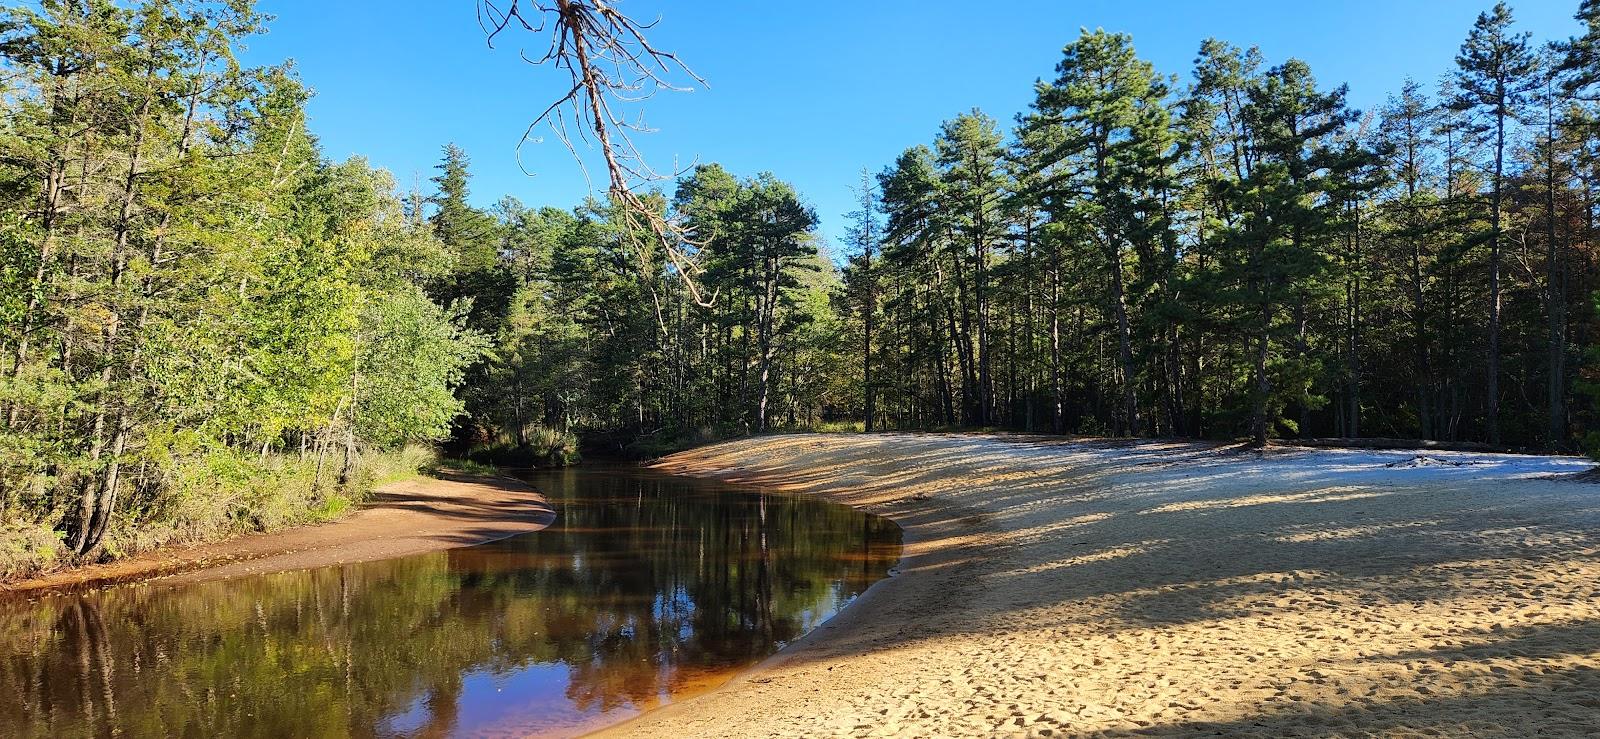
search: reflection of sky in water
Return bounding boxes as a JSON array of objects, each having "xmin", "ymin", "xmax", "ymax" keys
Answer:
[
  {"xmin": 448, "ymin": 664, "xmax": 581, "ymax": 736},
  {"xmin": 380, "ymin": 694, "xmax": 431, "ymax": 737},
  {"xmin": 1, "ymin": 467, "xmax": 901, "ymax": 739}
]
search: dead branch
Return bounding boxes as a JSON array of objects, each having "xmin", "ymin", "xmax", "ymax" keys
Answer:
[{"xmin": 478, "ymin": 0, "xmax": 717, "ymax": 306}]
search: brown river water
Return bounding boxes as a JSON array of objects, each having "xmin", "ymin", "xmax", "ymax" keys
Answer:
[{"xmin": 0, "ymin": 467, "xmax": 902, "ymax": 738}]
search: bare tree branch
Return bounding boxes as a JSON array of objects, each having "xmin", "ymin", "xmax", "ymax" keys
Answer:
[{"xmin": 479, "ymin": 0, "xmax": 717, "ymax": 306}]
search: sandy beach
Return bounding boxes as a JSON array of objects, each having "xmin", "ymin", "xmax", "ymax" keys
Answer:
[
  {"xmin": 607, "ymin": 433, "xmax": 1600, "ymax": 737},
  {"xmin": 1, "ymin": 472, "xmax": 553, "ymax": 595}
]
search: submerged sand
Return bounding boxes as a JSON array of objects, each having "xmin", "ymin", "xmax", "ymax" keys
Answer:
[{"xmin": 608, "ymin": 433, "xmax": 1600, "ymax": 737}]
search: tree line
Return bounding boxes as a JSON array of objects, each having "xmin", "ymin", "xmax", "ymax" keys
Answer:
[
  {"xmin": 440, "ymin": 154, "xmax": 849, "ymax": 455},
  {"xmin": 7, "ymin": 0, "xmax": 1600, "ymax": 571},
  {"xmin": 461, "ymin": 0, "xmax": 1600, "ymax": 456},
  {"xmin": 836, "ymin": 2, "xmax": 1600, "ymax": 451}
]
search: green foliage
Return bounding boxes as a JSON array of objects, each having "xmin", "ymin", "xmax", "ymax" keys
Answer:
[
  {"xmin": 0, "ymin": 1, "xmax": 487, "ymax": 569},
  {"xmin": 355, "ymin": 286, "xmax": 487, "ymax": 448},
  {"xmin": 431, "ymin": 457, "xmax": 499, "ymax": 476},
  {"xmin": 828, "ymin": 14, "xmax": 1592, "ymax": 451},
  {"xmin": 463, "ymin": 426, "xmax": 580, "ymax": 468},
  {"xmin": 451, "ymin": 159, "xmax": 842, "ymax": 448},
  {"xmin": 7, "ymin": 0, "xmax": 1600, "ymax": 585},
  {"xmin": 0, "ymin": 446, "xmax": 437, "ymax": 578},
  {"xmin": 526, "ymin": 426, "xmax": 581, "ymax": 467},
  {"xmin": 0, "ymin": 521, "xmax": 62, "ymax": 580}
]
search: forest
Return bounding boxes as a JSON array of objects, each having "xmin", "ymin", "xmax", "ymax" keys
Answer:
[
  {"xmin": 460, "ymin": 0, "xmax": 1600, "ymax": 453},
  {"xmin": 4, "ymin": 0, "xmax": 1600, "ymax": 572}
]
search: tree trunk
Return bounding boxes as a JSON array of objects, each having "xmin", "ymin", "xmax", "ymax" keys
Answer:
[
  {"xmin": 1345, "ymin": 199, "xmax": 1362, "ymax": 439},
  {"xmin": 1486, "ymin": 106, "xmax": 1504, "ymax": 444},
  {"xmin": 1251, "ymin": 299, "xmax": 1272, "ymax": 448},
  {"xmin": 1544, "ymin": 105, "xmax": 1566, "ymax": 450},
  {"xmin": 1049, "ymin": 242, "xmax": 1064, "ymax": 435},
  {"xmin": 1108, "ymin": 243, "xmax": 1136, "ymax": 436},
  {"xmin": 862, "ymin": 244, "xmax": 876, "ymax": 432}
]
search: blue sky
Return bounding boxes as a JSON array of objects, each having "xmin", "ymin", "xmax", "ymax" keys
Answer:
[{"xmin": 246, "ymin": 1, "xmax": 1584, "ymax": 254}]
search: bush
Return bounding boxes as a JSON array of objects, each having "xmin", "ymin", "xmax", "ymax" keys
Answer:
[
  {"xmin": 462, "ymin": 425, "xmax": 581, "ymax": 468},
  {"xmin": 0, "ymin": 445, "xmax": 439, "ymax": 581},
  {"xmin": 354, "ymin": 445, "xmax": 441, "ymax": 487},
  {"xmin": 618, "ymin": 426, "xmax": 720, "ymax": 460},
  {"xmin": 528, "ymin": 426, "xmax": 581, "ymax": 466},
  {"xmin": 430, "ymin": 457, "xmax": 499, "ymax": 476},
  {"xmin": 0, "ymin": 521, "xmax": 63, "ymax": 580}
]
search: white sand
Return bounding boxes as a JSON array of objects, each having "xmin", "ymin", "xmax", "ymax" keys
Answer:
[{"xmin": 604, "ymin": 433, "xmax": 1600, "ymax": 737}]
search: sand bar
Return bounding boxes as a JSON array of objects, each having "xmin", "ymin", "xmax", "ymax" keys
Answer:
[{"xmin": 606, "ymin": 433, "xmax": 1600, "ymax": 737}]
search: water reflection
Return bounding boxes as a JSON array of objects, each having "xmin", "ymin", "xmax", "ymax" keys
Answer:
[{"xmin": 0, "ymin": 468, "xmax": 902, "ymax": 738}]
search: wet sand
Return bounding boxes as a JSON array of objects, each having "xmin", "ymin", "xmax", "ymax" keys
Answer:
[
  {"xmin": 607, "ymin": 433, "xmax": 1600, "ymax": 737},
  {"xmin": 1, "ymin": 472, "xmax": 553, "ymax": 595}
]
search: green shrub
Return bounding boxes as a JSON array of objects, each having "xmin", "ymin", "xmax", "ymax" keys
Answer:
[
  {"xmin": 431, "ymin": 457, "xmax": 499, "ymax": 476},
  {"xmin": 355, "ymin": 445, "xmax": 440, "ymax": 487},
  {"xmin": 528, "ymin": 426, "xmax": 581, "ymax": 467},
  {"xmin": 462, "ymin": 425, "xmax": 581, "ymax": 468},
  {"xmin": 0, "ymin": 445, "xmax": 439, "ymax": 581},
  {"xmin": 0, "ymin": 521, "xmax": 63, "ymax": 580}
]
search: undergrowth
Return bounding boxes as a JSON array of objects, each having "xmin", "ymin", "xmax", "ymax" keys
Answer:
[
  {"xmin": 0, "ymin": 445, "xmax": 439, "ymax": 581},
  {"xmin": 463, "ymin": 425, "xmax": 581, "ymax": 468}
]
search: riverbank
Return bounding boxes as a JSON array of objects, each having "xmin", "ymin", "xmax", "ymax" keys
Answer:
[
  {"xmin": 610, "ymin": 433, "xmax": 1600, "ymax": 736},
  {"xmin": 1, "ymin": 472, "xmax": 553, "ymax": 596}
]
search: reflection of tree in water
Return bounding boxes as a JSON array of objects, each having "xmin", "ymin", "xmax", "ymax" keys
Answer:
[{"xmin": 0, "ymin": 470, "xmax": 900, "ymax": 737}]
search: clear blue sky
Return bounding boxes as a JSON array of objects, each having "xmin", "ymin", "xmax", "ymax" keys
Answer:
[{"xmin": 246, "ymin": 0, "xmax": 1583, "ymax": 254}]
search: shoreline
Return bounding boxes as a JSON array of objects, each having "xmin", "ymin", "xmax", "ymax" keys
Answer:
[
  {"xmin": 10, "ymin": 433, "xmax": 1600, "ymax": 735},
  {"xmin": 1, "ymin": 471, "xmax": 554, "ymax": 597},
  {"xmin": 596, "ymin": 433, "xmax": 1018, "ymax": 737},
  {"xmin": 586, "ymin": 450, "xmax": 940, "ymax": 738},
  {"xmin": 602, "ymin": 432, "xmax": 1600, "ymax": 737}
]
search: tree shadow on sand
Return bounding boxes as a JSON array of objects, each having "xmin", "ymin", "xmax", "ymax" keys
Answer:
[{"xmin": 662, "ymin": 433, "xmax": 1600, "ymax": 733}]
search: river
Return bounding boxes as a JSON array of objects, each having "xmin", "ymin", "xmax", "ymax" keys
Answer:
[{"xmin": 0, "ymin": 467, "xmax": 902, "ymax": 737}]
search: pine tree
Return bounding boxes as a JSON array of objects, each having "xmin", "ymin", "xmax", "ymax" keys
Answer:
[
  {"xmin": 841, "ymin": 169, "xmax": 882, "ymax": 431},
  {"xmin": 1024, "ymin": 29, "xmax": 1176, "ymax": 436},
  {"xmin": 1375, "ymin": 79, "xmax": 1444, "ymax": 438},
  {"xmin": 935, "ymin": 110, "xmax": 1008, "ymax": 426},
  {"xmin": 427, "ymin": 144, "xmax": 510, "ymax": 335},
  {"xmin": 1453, "ymin": 1, "xmax": 1539, "ymax": 444}
]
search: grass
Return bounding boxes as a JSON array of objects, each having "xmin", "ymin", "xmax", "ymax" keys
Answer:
[
  {"xmin": 0, "ymin": 520, "xmax": 64, "ymax": 579},
  {"xmin": 0, "ymin": 444, "xmax": 441, "ymax": 581},
  {"xmin": 430, "ymin": 457, "xmax": 499, "ymax": 476}
]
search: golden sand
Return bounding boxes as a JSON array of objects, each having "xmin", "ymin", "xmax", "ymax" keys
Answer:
[{"xmin": 604, "ymin": 433, "xmax": 1600, "ymax": 737}]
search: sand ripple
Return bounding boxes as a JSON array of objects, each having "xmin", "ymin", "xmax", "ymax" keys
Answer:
[{"xmin": 606, "ymin": 434, "xmax": 1600, "ymax": 737}]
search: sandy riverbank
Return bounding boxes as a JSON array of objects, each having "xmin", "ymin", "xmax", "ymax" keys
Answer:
[
  {"xmin": 607, "ymin": 433, "xmax": 1600, "ymax": 737},
  {"xmin": 1, "ymin": 472, "xmax": 553, "ymax": 595}
]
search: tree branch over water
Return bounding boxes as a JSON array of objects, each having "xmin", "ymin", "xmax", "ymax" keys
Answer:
[{"xmin": 477, "ymin": 0, "xmax": 718, "ymax": 306}]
